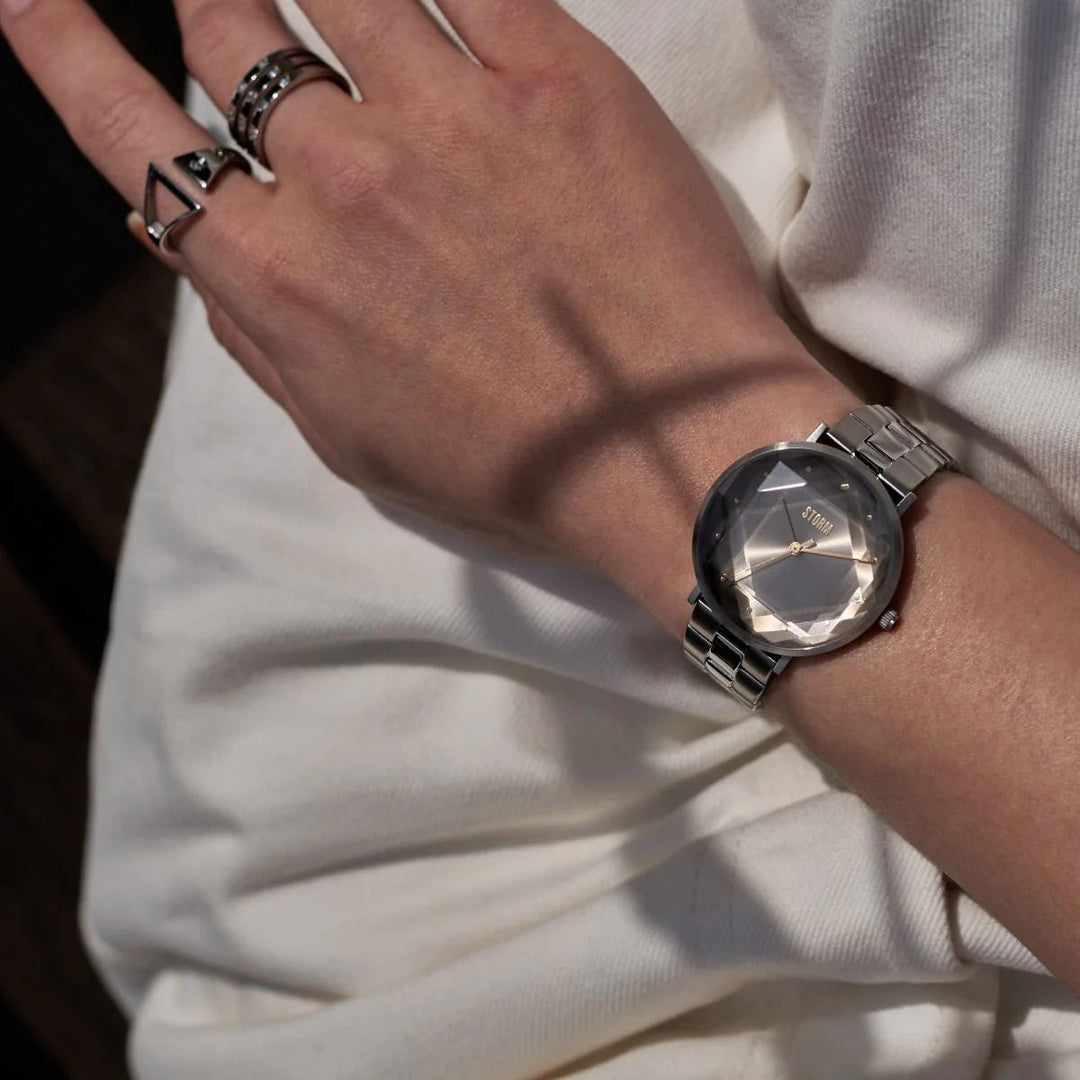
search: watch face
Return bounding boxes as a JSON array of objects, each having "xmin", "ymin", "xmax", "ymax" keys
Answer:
[{"xmin": 693, "ymin": 442, "xmax": 904, "ymax": 656}]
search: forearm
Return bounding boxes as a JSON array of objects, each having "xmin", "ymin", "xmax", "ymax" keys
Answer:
[
  {"xmin": 591, "ymin": 346, "xmax": 1080, "ymax": 993},
  {"xmin": 774, "ymin": 469, "xmax": 1080, "ymax": 991}
]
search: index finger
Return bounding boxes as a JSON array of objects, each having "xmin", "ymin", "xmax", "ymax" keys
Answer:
[
  {"xmin": 2, "ymin": 0, "xmax": 208, "ymax": 208},
  {"xmin": 1, "ymin": 0, "xmax": 270, "ymax": 282}
]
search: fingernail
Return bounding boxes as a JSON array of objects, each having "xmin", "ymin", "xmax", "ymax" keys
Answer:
[
  {"xmin": 125, "ymin": 209, "xmax": 146, "ymax": 241},
  {"xmin": 2, "ymin": 0, "xmax": 38, "ymax": 18}
]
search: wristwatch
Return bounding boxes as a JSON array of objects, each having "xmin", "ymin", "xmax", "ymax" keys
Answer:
[{"xmin": 684, "ymin": 405, "xmax": 952, "ymax": 708}]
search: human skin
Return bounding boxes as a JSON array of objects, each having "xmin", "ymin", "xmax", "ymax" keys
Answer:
[{"xmin": 3, "ymin": 0, "xmax": 1079, "ymax": 992}]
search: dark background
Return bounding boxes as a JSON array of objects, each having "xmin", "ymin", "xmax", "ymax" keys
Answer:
[{"xmin": 2, "ymin": 2, "xmax": 183, "ymax": 1074}]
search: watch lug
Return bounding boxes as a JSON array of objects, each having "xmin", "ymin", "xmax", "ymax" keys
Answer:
[
  {"xmin": 806, "ymin": 422, "xmax": 828, "ymax": 443},
  {"xmin": 686, "ymin": 585, "xmax": 702, "ymax": 605},
  {"xmin": 878, "ymin": 472, "xmax": 918, "ymax": 515},
  {"xmin": 895, "ymin": 490, "xmax": 917, "ymax": 515},
  {"xmin": 773, "ymin": 656, "xmax": 791, "ymax": 674}
]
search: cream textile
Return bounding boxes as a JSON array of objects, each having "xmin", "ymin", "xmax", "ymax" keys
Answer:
[{"xmin": 83, "ymin": 1, "xmax": 1080, "ymax": 1076}]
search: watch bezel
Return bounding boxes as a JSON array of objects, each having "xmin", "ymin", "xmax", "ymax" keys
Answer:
[{"xmin": 691, "ymin": 440, "xmax": 905, "ymax": 657}]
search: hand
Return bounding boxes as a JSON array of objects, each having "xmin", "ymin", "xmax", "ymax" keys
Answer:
[{"xmin": 2, "ymin": 0, "xmax": 852, "ymax": 622}]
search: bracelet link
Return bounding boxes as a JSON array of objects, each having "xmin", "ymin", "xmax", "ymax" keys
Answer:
[
  {"xmin": 820, "ymin": 404, "xmax": 952, "ymax": 512},
  {"xmin": 684, "ymin": 596, "xmax": 786, "ymax": 710}
]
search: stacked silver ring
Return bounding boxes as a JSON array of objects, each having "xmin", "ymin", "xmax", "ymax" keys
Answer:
[{"xmin": 228, "ymin": 48, "xmax": 351, "ymax": 169}]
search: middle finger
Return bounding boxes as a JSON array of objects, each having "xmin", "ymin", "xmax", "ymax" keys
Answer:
[{"xmin": 175, "ymin": 0, "xmax": 358, "ymax": 171}]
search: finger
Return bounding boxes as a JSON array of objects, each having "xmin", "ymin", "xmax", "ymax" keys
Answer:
[
  {"xmin": 1, "ymin": 0, "xmax": 202, "ymax": 208},
  {"xmin": 291, "ymin": 0, "xmax": 477, "ymax": 101},
  {"xmin": 131, "ymin": 210, "xmax": 327, "ymax": 471},
  {"xmin": 125, "ymin": 209, "xmax": 295, "ymax": 439},
  {"xmin": 0, "ymin": 0, "xmax": 265, "ymax": 246},
  {"xmin": 434, "ymin": 0, "xmax": 580, "ymax": 70},
  {"xmin": 195, "ymin": 281, "xmax": 289, "ymax": 409},
  {"xmin": 173, "ymin": 0, "xmax": 357, "ymax": 171},
  {"xmin": 193, "ymin": 280, "xmax": 350, "ymax": 480},
  {"xmin": 125, "ymin": 209, "xmax": 187, "ymax": 273}
]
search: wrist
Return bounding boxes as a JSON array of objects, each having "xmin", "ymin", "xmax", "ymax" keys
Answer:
[{"xmin": 586, "ymin": 353, "xmax": 859, "ymax": 639}]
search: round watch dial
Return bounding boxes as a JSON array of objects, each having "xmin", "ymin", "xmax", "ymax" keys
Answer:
[{"xmin": 693, "ymin": 442, "xmax": 904, "ymax": 655}]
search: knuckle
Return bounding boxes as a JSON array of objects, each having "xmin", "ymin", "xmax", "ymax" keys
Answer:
[
  {"xmin": 504, "ymin": 59, "xmax": 591, "ymax": 116},
  {"xmin": 234, "ymin": 231, "xmax": 290, "ymax": 300},
  {"xmin": 311, "ymin": 141, "xmax": 399, "ymax": 210},
  {"xmin": 80, "ymin": 79, "xmax": 148, "ymax": 155},
  {"xmin": 250, "ymin": 234, "xmax": 318, "ymax": 314},
  {"xmin": 501, "ymin": 48, "xmax": 626, "ymax": 130},
  {"xmin": 340, "ymin": 15, "xmax": 395, "ymax": 68},
  {"xmin": 424, "ymin": 107, "xmax": 483, "ymax": 158},
  {"xmin": 202, "ymin": 294, "xmax": 233, "ymax": 350}
]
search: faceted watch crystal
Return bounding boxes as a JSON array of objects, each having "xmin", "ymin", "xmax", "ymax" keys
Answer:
[{"xmin": 693, "ymin": 444, "xmax": 904, "ymax": 654}]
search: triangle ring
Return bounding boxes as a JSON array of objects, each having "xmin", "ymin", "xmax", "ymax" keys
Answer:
[{"xmin": 143, "ymin": 147, "xmax": 252, "ymax": 253}]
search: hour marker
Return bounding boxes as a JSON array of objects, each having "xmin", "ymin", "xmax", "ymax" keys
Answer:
[
  {"xmin": 866, "ymin": 513, "xmax": 873, "ymax": 521},
  {"xmin": 839, "ymin": 482, "xmax": 850, "ymax": 491}
]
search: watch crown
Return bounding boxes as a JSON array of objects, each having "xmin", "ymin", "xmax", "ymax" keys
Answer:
[{"xmin": 878, "ymin": 608, "xmax": 900, "ymax": 631}]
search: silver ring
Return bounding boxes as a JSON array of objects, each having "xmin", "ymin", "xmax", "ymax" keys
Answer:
[
  {"xmin": 227, "ymin": 48, "xmax": 351, "ymax": 169},
  {"xmin": 228, "ymin": 48, "xmax": 315, "ymax": 148},
  {"xmin": 143, "ymin": 146, "xmax": 252, "ymax": 253},
  {"xmin": 227, "ymin": 46, "xmax": 310, "ymax": 131}
]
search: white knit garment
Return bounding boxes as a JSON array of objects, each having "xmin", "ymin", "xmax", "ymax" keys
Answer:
[{"xmin": 83, "ymin": 2, "xmax": 1080, "ymax": 1076}]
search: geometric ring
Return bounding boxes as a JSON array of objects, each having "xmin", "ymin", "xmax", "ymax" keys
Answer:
[
  {"xmin": 228, "ymin": 48, "xmax": 351, "ymax": 170},
  {"xmin": 173, "ymin": 146, "xmax": 252, "ymax": 190},
  {"xmin": 247, "ymin": 64, "xmax": 351, "ymax": 170},
  {"xmin": 143, "ymin": 147, "xmax": 252, "ymax": 253},
  {"xmin": 227, "ymin": 46, "xmax": 311, "ymax": 136}
]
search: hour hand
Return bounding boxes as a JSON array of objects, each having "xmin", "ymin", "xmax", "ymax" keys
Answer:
[
  {"xmin": 732, "ymin": 538, "xmax": 816, "ymax": 583},
  {"xmin": 802, "ymin": 547, "xmax": 877, "ymax": 565}
]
